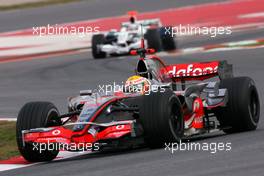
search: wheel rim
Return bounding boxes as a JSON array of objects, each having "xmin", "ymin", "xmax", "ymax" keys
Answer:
[
  {"xmin": 249, "ymin": 89, "xmax": 259, "ymax": 122},
  {"xmin": 168, "ymin": 103, "xmax": 183, "ymax": 141},
  {"xmin": 46, "ymin": 108, "xmax": 60, "ymax": 127}
]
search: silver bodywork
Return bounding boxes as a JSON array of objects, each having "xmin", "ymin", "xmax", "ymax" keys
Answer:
[{"xmin": 98, "ymin": 19, "xmax": 161, "ymax": 55}]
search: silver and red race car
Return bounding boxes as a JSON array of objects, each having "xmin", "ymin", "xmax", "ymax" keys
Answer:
[
  {"xmin": 16, "ymin": 41, "xmax": 260, "ymax": 162},
  {"xmin": 91, "ymin": 11, "xmax": 176, "ymax": 59}
]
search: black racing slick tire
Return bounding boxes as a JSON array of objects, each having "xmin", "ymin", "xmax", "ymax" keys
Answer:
[
  {"xmin": 216, "ymin": 77, "xmax": 260, "ymax": 133},
  {"xmin": 16, "ymin": 102, "xmax": 61, "ymax": 162},
  {"xmin": 160, "ymin": 26, "xmax": 177, "ymax": 51},
  {"xmin": 92, "ymin": 34, "xmax": 106, "ymax": 59},
  {"xmin": 139, "ymin": 89, "xmax": 184, "ymax": 148},
  {"xmin": 145, "ymin": 28, "xmax": 162, "ymax": 52}
]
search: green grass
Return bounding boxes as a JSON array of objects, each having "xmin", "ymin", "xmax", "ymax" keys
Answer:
[
  {"xmin": 0, "ymin": 0, "xmax": 80, "ymax": 11},
  {"xmin": 0, "ymin": 121, "xmax": 20, "ymax": 160}
]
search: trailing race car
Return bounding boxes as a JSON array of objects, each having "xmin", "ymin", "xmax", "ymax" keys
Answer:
[
  {"xmin": 16, "ymin": 40, "xmax": 260, "ymax": 162},
  {"xmin": 91, "ymin": 11, "xmax": 176, "ymax": 59}
]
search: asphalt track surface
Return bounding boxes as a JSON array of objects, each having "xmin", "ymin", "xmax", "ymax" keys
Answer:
[
  {"xmin": 0, "ymin": 0, "xmax": 264, "ymax": 176},
  {"xmin": 0, "ymin": 0, "xmax": 227, "ymax": 32}
]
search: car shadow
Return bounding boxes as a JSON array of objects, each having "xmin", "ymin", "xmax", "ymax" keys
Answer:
[{"xmin": 47, "ymin": 132, "xmax": 230, "ymax": 164}]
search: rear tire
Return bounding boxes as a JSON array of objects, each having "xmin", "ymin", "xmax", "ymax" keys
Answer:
[
  {"xmin": 216, "ymin": 77, "xmax": 260, "ymax": 133},
  {"xmin": 160, "ymin": 26, "xmax": 177, "ymax": 51},
  {"xmin": 139, "ymin": 89, "xmax": 184, "ymax": 148},
  {"xmin": 16, "ymin": 102, "xmax": 61, "ymax": 162},
  {"xmin": 145, "ymin": 28, "xmax": 162, "ymax": 52},
  {"xmin": 92, "ymin": 34, "xmax": 106, "ymax": 59}
]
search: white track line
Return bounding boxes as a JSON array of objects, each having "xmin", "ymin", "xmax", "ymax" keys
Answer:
[
  {"xmin": 0, "ymin": 151, "xmax": 91, "ymax": 172},
  {"xmin": 0, "ymin": 118, "xmax": 17, "ymax": 121},
  {"xmin": 0, "ymin": 164, "xmax": 36, "ymax": 172}
]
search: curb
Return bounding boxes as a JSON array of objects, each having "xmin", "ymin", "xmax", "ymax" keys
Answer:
[{"xmin": 0, "ymin": 118, "xmax": 17, "ymax": 121}]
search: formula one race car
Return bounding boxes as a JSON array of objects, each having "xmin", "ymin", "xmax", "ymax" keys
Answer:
[
  {"xmin": 91, "ymin": 11, "xmax": 176, "ymax": 59},
  {"xmin": 16, "ymin": 41, "xmax": 260, "ymax": 162}
]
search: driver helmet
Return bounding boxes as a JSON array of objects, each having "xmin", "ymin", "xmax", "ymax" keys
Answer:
[
  {"xmin": 129, "ymin": 16, "xmax": 136, "ymax": 24},
  {"xmin": 128, "ymin": 11, "xmax": 137, "ymax": 24},
  {"xmin": 124, "ymin": 75, "xmax": 151, "ymax": 94}
]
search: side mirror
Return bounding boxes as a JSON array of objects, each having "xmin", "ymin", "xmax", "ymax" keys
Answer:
[
  {"xmin": 130, "ymin": 50, "xmax": 138, "ymax": 55},
  {"xmin": 146, "ymin": 48, "xmax": 155, "ymax": 54},
  {"xmin": 130, "ymin": 48, "xmax": 156, "ymax": 56}
]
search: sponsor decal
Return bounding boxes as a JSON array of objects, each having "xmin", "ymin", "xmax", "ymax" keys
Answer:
[
  {"xmin": 167, "ymin": 63, "xmax": 218, "ymax": 77},
  {"xmin": 52, "ymin": 130, "xmax": 61, "ymax": 135},
  {"xmin": 116, "ymin": 125, "xmax": 125, "ymax": 130}
]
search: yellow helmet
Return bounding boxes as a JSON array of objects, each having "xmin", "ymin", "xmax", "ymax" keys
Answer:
[{"xmin": 125, "ymin": 75, "xmax": 151, "ymax": 94}]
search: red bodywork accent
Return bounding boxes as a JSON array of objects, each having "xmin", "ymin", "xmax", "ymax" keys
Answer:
[
  {"xmin": 191, "ymin": 98, "xmax": 204, "ymax": 129},
  {"xmin": 24, "ymin": 124, "xmax": 132, "ymax": 145},
  {"xmin": 182, "ymin": 97, "xmax": 205, "ymax": 129},
  {"xmin": 130, "ymin": 50, "xmax": 138, "ymax": 55},
  {"xmin": 146, "ymin": 48, "xmax": 155, "ymax": 54}
]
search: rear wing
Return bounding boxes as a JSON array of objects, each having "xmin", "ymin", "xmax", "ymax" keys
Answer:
[
  {"xmin": 121, "ymin": 19, "xmax": 161, "ymax": 28},
  {"xmin": 165, "ymin": 60, "xmax": 233, "ymax": 81}
]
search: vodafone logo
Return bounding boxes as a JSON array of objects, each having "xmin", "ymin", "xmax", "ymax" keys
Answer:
[
  {"xmin": 168, "ymin": 64, "xmax": 218, "ymax": 77},
  {"xmin": 116, "ymin": 125, "xmax": 125, "ymax": 130},
  {"xmin": 52, "ymin": 130, "xmax": 61, "ymax": 135}
]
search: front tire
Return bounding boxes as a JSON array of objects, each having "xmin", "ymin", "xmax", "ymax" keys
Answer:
[
  {"xmin": 92, "ymin": 34, "xmax": 106, "ymax": 59},
  {"xmin": 160, "ymin": 26, "xmax": 177, "ymax": 51},
  {"xmin": 216, "ymin": 77, "xmax": 260, "ymax": 133},
  {"xmin": 139, "ymin": 89, "xmax": 184, "ymax": 148},
  {"xmin": 16, "ymin": 102, "xmax": 61, "ymax": 162},
  {"xmin": 145, "ymin": 28, "xmax": 162, "ymax": 52}
]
